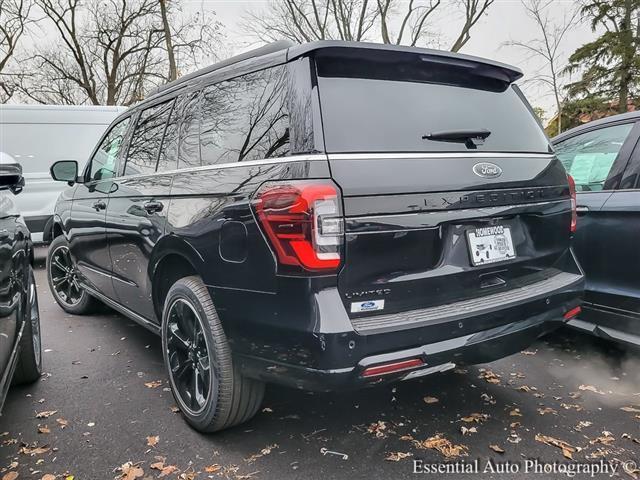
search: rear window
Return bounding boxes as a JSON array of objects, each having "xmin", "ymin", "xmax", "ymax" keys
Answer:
[{"xmin": 315, "ymin": 50, "xmax": 550, "ymax": 154}]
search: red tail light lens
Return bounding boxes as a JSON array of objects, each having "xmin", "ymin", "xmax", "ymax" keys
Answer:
[
  {"xmin": 568, "ymin": 174, "xmax": 577, "ymax": 233},
  {"xmin": 252, "ymin": 180, "xmax": 343, "ymax": 273}
]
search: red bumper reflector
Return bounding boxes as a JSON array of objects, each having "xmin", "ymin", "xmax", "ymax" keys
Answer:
[
  {"xmin": 362, "ymin": 358, "xmax": 424, "ymax": 377},
  {"xmin": 563, "ymin": 306, "xmax": 581, "ymax": 320}
]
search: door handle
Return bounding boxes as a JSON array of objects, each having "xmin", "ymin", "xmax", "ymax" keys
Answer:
[
  {"xmin": 576, "ymin": 206, "xmax": 589, "ymax": 215},
  {"xmin": 143, "ymin": 200, "xmax": 164, "ymax": 214},
  {"xmin": 92, "ymin": 200, "xmax": 107, "ymax": 211}
]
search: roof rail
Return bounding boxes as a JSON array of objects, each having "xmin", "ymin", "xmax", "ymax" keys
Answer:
[{"xmin": 147, "ymin": 40, "xmax": 295, "ymax": 99}]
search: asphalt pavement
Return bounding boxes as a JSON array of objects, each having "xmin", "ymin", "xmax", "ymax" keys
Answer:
[{"xmin": 1, "ymin": 254, "xmax": 639, "ymax": 479}]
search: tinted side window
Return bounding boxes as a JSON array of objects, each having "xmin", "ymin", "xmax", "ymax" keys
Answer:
[
  {"xmin": 158, "ymin": 102, "xmax": 180, "ymax": 172},
  {"xmin": 125, "ymin": 100, "xmax": 174, "ymax": 176},
  {"xmin": 555, "ymin": 123, "xmax": 634, "ymax": 192},
  {"xmin": 200, "ymin": 66, "xmax": 290, "ymax": 165},
  {"xmin": 88, "ymin": 117, "xmax": 131, "ymax": 182},
  {"xmin": 178, "ymin": 92, "xmax": 201, "ymax": 170}
]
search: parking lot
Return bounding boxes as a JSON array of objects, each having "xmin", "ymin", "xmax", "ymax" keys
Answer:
[{"xmin": 1, "ymin": 255, "xmax": 639, "ymax": 480}]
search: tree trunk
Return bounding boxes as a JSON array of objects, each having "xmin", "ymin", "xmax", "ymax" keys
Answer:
[
  {"xmin": 618, "ymin": 0, "xmax": 633, "ymax": 113},
  {"xmin": 159, "ymin": 0, "xmax": 177, "ymax": 82}
]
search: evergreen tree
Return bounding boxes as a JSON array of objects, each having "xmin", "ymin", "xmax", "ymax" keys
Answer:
[{"xmin": 565, "ymin": 0, "xmax": 640, "ymax": 113}]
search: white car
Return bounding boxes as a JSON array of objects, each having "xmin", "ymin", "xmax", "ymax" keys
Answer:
[{"xmin": 0, "ymin": 105, "xmax": 126, "ymax": 242}]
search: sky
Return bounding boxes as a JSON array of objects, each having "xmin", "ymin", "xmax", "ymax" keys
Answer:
[{"xmin": 188, "ymin": 0, "xmax": 595, "ymax": 122}]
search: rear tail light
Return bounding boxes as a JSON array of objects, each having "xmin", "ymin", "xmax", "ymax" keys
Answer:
[
  {"xmin": 252, "ymin": 180, "xmax": 343, "ymax": 273},
  {"xmin": 568, "ymin": 174, "xmax": 577, "ymax": 233}
]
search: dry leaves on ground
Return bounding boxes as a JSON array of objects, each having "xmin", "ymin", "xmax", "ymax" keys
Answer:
[
  {"xmin": 204, "ymin": 464, "xmax": 222, "ymax": 473},
  {"xmin": 589, "ymin": 431, "xmax": 615, "ymax": 446},
  {"xmin": 144, "ymin": 380, "xmax": 163, "ymax": 389},
  {"xmin": 461, "ymin": 413, "xmax": 489, "ymax": 423},
  {"xmin": 367, "ymin": 421, "xmax": 388, "ymax": 438},
  {"xmin": 385, "ymin": 452, "xmax": 412, "ymax": 462},
  {"xmin": 460, "ymin": 426, "xmax": 477, "ymax": 436},
  {"xmin": 489, "ymin": 444, "xmax": 505, "ymax": 453},
  {"xmin": 18, "ymin": 443, "xmax": 50, "ymax": 456},
  {"xmin": 117, "ymin": 462, "xmax": 144, "ymax": 480},
  {"xmin": 423, "ymin": 396, "xmax": 439, "ymax": 404},
  {"xmin": 414, "ymin": 435, "xmax": 468, "ymax": 458},
  {"xmin": 38, "ymin": 426, "xmax": 50, "ymax": 434},
  {"xmin": 35, "ymin": 411, "xmax": 57, "ymax": 419},
  {"xmin": 2, "ymin": 472, "xmax": 18, "ymax": 480},
  {"xmin": 42, "ymin": 475, "xmax": 56, "ymax": 480},
  {"xmin": 146, "ymin": 435, "xmax": 159, "ymax": 447},
  {"xmin": 535, "ymin": 434, "xmax": 578, "ymax": 459},
  {"xmin": 579, "ymin": 384, "xmax": 605, "ymax": 395},
  {"xmin": 621, "ymin": 406, "xmax": 640, "ymax": 413},
  {"xmin": 509, "ymin": 408, "xmax": 523, "ymax": 417},
  {"xmin": 245, "ymin": 444, "xmax": 278, "ymax": 463},
  {"xmin": 56, "ymin": 418, "xmax": 68, "ymax": 429},
  {"xmin": 150, "ymin": 456, "xmax": 179, "ymax": 477},
  {"xmin": 478, "ymin": 369, "xmax": 501, "ymax": 384},
  {"xmin": 537, "ymin": 407, "xmax": 558, "ymax": 416}
]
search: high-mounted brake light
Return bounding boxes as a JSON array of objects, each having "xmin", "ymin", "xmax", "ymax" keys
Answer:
[
  {"xmin": 568, "ymin": 174, "xmax": 577, "ymax": 233},
  {"xmin": 252, "ymin": 180, "xmax": 344, "ymax": 273}
]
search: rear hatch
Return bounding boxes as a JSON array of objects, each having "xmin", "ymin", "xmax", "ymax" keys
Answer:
[{"xmin": 313, "ymin": 47, "xmax": 574, "ymax": 332}]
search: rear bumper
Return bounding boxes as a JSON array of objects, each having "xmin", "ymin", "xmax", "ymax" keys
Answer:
[
  {"xmin": 566, "ymin": 303, "xmax": 640, "ymax": 348},
  {"xmin": 229, "ymin": 271, "xmax": 584, "ymax": 391},
  {"xmin": 237, "ymin": 303, "xmax": 576, "ymax": 391}
]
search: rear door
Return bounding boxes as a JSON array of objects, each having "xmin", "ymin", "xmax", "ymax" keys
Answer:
[
  {"xmin": 69, "ymin": 117, "xmax": 131, "ymax": 298},
  {"xmin": 107, "ymin": 100, "xmax": 175, "ymax": 321},
  {"xmin": 313, "ymin": 48, "xmax": 575, "ymax": 332},
  {"xmin": 554, "ymin": 120, "xmax": 640, "ymax": 321}
]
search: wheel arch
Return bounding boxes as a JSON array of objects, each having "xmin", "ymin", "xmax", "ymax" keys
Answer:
[{"xmin": 150, "ymin": 235, "xmax": 207, "ymax": 321}]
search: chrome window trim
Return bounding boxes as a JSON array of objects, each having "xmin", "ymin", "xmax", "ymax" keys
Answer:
[
  {"xmin": 88, "ymin": 154, "xmax": 329, "ymax": 184},
  {"xmin": 328, "ymin": 152, "xmax": 555, "ymax": 160}
]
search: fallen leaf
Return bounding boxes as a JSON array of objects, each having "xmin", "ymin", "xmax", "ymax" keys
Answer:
[
  {"xmin": 489, "ymin": 444, "xmax": 505, "ymax": 453},
  {"xmin": 461, "ymin": 413, "xmax": 489, "ymax": 423},
  {"xmin": 537, "ymin": 407, "xmax": 558, "ymax": 416},
  {"xmin": 2, "ymin": 473, "xmax": 18, "ymax": 480},
  {"xmin": 478, "ymin": 369, "xmax": 501, "ymax": 384},
  {"xmin": 460, "ymin": 426, "xmax": 477, "ymax": 435},
  {"xmin": 518, "ymin": 385, "xmax": 537, "ymax": 393},
  {"xmin": 56, "ymin": 418, "xmax": 68, "ymax": 429},
  {"xmin": 535, "ymin": 434, "xmax": 577, "ymax": 459},
  {"xmin": 590, "ymin": 431, "xmax": 615, "ymax": 446},
  {"xmin": 42, "ymin": 475, "xmax": 56, "ymax": 480},
  {"xmin": 204, "ymin": 465, "xmax": 222, "ymax": 473},
  {"xmin": 414, "ymin": 435, "xmax": 468, "ymax": 458},
  {"xmin": 621, "ymin": 406, "xmax": 640, "ymax": 413},
  {"xmin": 19, "ymin": 443, "xmax": 50, "ymax": 455},
  {"xmin": 245, "ymin": 443, "xmax": 278, "ymax": 463},
  {"xmin": 169, "ymin": 406, "xmax": 180, "ymax": 413},
  {"xmin": 146, "ymin": 435, "xmax": 159, "ymax": 447},
  {"xmin": 575, "ymin": 421, "xmax": 593, "ymax": 431},
  {"xmin": 35, "ymin": 411, "xmax": 57, "ymax": 419},
  {"xmin": 158, "ymin": 466, "xmax": 178, "ymax": 477},
  {"xmin": 262, "ymin": 407, "xmax": 273, "ymax": 413},
  {"xmin": 144, "ymin": 380, "xmax": 163, "ymax": 389},
  {"xmin": 521, "ymin": 350, "xmax": 537, "ymax": 355},
  {"xmin": 38, "ymin": 426, "xmax": 51, "ymax": 434},
  {"xmin": 579, "ymin": 384, "xmax": 605, "ymax": 395},
  {"xmin": 117, "ymin": 462, "xmax": 144, "ymax": 480},
  {"xmin": 509, "ymin": 408, "xmax": 523, "ymax": 417},
  {"xmin": 367, "ymin": 421, "xmax": 388, "ymax": 438},
  {"xmin": 385, "ymin": 452, "xmax": 412, "ymax": 462},
  {"xmin": 423, "ymin": 396, "xmax": 439, "ymax": 404}
]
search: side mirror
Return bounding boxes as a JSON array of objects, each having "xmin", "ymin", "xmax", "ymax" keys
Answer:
[
  {"xmin": 0, "ymin": 161, "xmax": 25, "ymax": 195},
  {"xmin": 50, "ymin": 160, "xmax": 79, "ymax": 186}
]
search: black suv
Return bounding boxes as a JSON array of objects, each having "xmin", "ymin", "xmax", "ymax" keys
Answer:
[
  {"xmin": 0, "ymin": 158, "xmax": 42, "ymax": 412},
  {"xmin": 48, "ymin": 40, "xmax": 584, "ymax": 432}
]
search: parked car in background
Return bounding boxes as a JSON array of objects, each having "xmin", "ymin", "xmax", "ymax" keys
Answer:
[
  {"xmin": 553, "ymin": 111, "xmax": 640, "ymax": 347},
  {"xmin": 0, "ymin": 153, "xmax": 42, "ymax": 412},
  {"xmin": 0, "ymin": 105, "xmax": 126, "ymax": 243},
  {"xmin": 48, "ymin": 40, "xmax": 583, "ymax": 432}
]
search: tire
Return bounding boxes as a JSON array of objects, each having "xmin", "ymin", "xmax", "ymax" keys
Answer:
[
  {"xmin": 46, "ymin": 235, "xmax": 99, "ymax": 315},
  {"xmin": 13, "ymin": 266, "xmax": 43, "ymax": 384},
  {"xmin": 162, "ymin": 275, "xmax": 265, "ymax": 432}
]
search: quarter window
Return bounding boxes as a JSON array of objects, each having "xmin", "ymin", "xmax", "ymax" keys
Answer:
[
  {"xmin": 555, "ymin": 123, "xmax": 634, "ymax": 192},
  {"xmin": 88, "ymin": 117, "xmax": 130, "ymax": 182},
  {"xmin": 125, "ymin": 100, "xmax": 174, "ymax": 176},
  {"xmin": 200, "ymin": 66, "xmax": 290, "ymax": 165}
]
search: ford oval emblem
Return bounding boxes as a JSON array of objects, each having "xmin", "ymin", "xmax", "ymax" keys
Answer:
[{"xmin": 473, "ymin": 162, "xmax": 502, "ymax": 178}]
